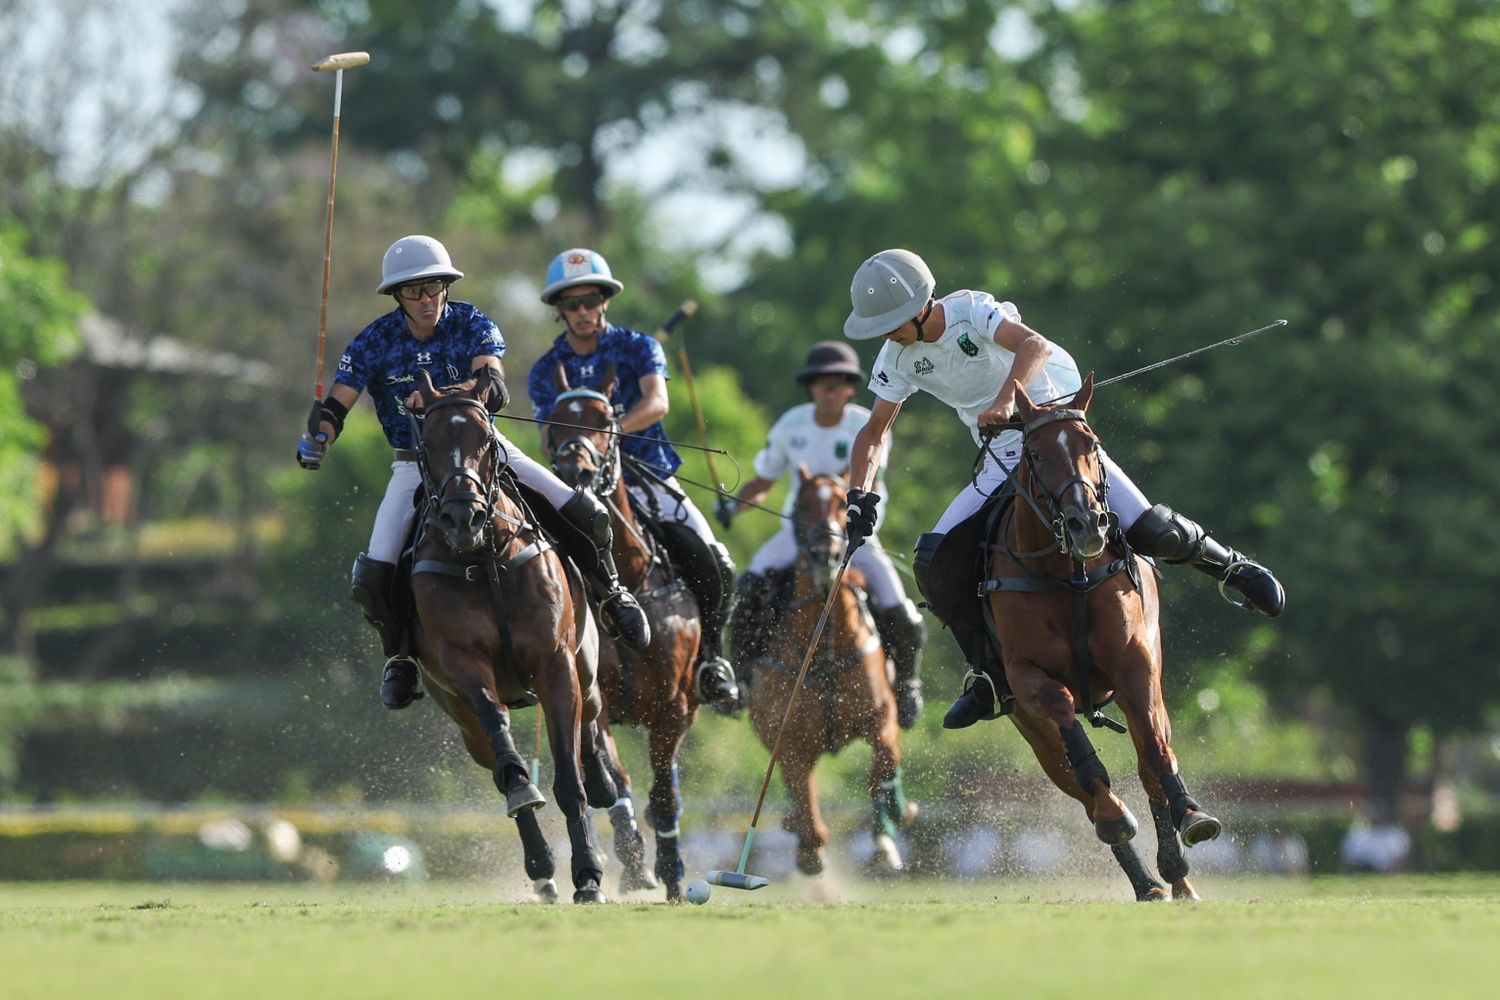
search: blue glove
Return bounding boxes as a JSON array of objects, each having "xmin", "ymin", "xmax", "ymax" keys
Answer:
[
  {"xmin": 297, "ymin": 432, "xmax": 328, "ymax": 470},
  {"xmin": 846, "ymin": 488, "xmax": 880, "ymax": 552}
]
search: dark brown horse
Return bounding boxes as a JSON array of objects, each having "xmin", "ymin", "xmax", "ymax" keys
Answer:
[
  {"xmin": 749, "ymin": 466, "xmax": 916, "ymax": 876},
  {"xmin": 407, "ymin": 370, "xmax": 619, "ymax": 903},
  {"xmin": 544, "ymin": 365, "xmax": 704, "ymax": 901},
  {"xmin": 985, "ymin": 372, "xmax": 1220, "ymax": 901}
]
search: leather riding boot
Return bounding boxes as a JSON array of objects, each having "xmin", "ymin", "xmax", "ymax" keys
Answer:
[
  {"xmin": 941, "ymin": 627, "xmax": 1007, "ymax": 730},
  {"xmin": 559, "ymin": 490, "xmax": 653, "ymax": 650},
  {"xmin": 694, "ymin": 542, "xmax": 741, "ymax": 715},
  {"xmin": 874, "ymin": 601, "xmax": 927, "ymax": 730},
  {"xmin": 350, "ymin": 553, "xmax": 424, "ymax": 709},
  {"xmin": 1125, "ymin": 504, "xmax": 1286, "ymax": 618}
]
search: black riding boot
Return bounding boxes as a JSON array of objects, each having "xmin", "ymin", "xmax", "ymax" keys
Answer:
[
  {"xmin": 941, "ymin": 627, "xmax": 1008, "ymax": 730},
  {"xmin": 692, "ymin": 541, "xmax": 741, "ymax": 715},
  {"xmin": 1125, "ymin": 504, "xmax": 1286, "ymax": 617},
  {"xmin": 559, "ymin": 490, "xmax": 652, "ymax": 650},
  {"xmin": 728, "ymin": 572, "xmax": 774, "ymax": 691},
  {"xmin": 873, "ymin": 601, "xmax": 926, "ymax": 730},
  {"xmin": 350, "ymin": 553, "xmax": 424, "ymax": 710}
]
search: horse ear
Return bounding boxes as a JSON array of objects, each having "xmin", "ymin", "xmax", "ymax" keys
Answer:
[
  {"xmin": 600, "ymin": 362, "xmax": 617, "ymax": 400},
  {"xmin": 1013, "ymin": 380, "xmax": 1038, "ymax": 420},
  {"xmin": 554, "ymin": 363, "xmax": 570, "ymax": 392},
  {"xmin": 797, "ymin": 461, "xmax": 812, "ymax": 482},
  {"xmin": 417, "ymin": 369, "xmax": 438, "ymax": 407},
  {"xmin": 1074, "ymin": 371, "xmax": 1095, "ymax": 412},
  {"xmin": 474, "ymin": 367, "xmax": 496, "ymax": 407}
]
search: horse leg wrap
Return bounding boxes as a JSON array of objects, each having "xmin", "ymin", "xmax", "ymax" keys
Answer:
[
  {"xmin": 873, "ymin": 767, "xmax": 909, "ymax": 839},
  {"xmin": 1111, "ymin": 843, "xmax": 1165, "ymax": 901},
  {"xmin": 1062, "ymin": 723, "xmax": 1111, "ymax": 794},
  {"xmin": 1150, "ymin": 799, "xmax": 1190, "ymax": 881},
  {"xmin": 1158, "ymin": 771, "xmax": 1202, "ymax": 830}
]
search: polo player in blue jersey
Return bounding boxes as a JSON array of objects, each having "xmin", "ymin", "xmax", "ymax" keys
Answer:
[
  {"xmin": 297, "ymin": 235, "xmax": 650, "ymax": 709},
  {"xmin": 527, "ymin": 248, "xmax": 740, "ymax": 714}
]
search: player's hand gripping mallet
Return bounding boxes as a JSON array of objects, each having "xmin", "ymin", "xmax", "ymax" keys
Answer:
[
  {"xmin": 707, "ymin": 474, "xmax": 870, "ymax": 891},
  {"xmin": 305, "ymin": 51, "xmax": 370, "ymax": 439},
  {"xmin": 653, "ymin": 301, "xmax": 736, "ymax": 528}
]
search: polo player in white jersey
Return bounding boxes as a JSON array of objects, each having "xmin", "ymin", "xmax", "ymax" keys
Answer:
[
  {"xmin": 725, "ymin": 341, "xmax": 926, "ymax": 727},
  {"xmin": 839, "ymin": 249, "xmax": 1285, "ymax": 730}
]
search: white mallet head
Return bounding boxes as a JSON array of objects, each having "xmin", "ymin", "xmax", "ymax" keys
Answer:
[
  {"xmin": 312, "ymin": 51, "xmax": 371, "ymax": 72},
  {"xmin": 685, "ymin": 878, "xmax": 711, "ymax": 905}
]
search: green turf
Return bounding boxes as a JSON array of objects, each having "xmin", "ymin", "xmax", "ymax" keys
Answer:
[{"xmin": 3, "ymin": 876, "xmax": 1498, "ymax": 999}]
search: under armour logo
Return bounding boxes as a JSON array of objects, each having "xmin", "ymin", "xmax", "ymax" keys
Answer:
[
  {"xmin": 789, "ymin": 435, "xmax": 807, "ymax": 449},
  {"xmin": 579, "ymin": 363, "xmax": 595, "ymax": 380},
  {"xmin": 415, "ymin": 351, "xmax": 434, "ymax": 365},
  {"xmin": 914, "ymin": 358, "xmax": 935, "ymax": 375}
]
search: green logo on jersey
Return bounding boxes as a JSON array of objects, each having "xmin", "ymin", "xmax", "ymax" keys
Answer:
[
  {"xmin": 958, "ymin": 333, "xmax": 979, "ymax": 357},
  {"xmin": 835, "ymin": 440, "xmax": 849, "ymax": 460}
]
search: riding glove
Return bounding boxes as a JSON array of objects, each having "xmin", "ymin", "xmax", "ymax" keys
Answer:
[
  {"xmin": 715, "ymin": 496, "xmax": 737, "ymax": 531},
  {"xmin": 846, "ymin": 488, "xmax": 880, "ymax": 552},
  {"xmin": 297, "ymin": 432, "xmax": 328, "ymax": 470}
]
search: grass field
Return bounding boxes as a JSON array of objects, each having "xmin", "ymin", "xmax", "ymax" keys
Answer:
[{"xmin": 3, "ymin": 876, "xmax": 1498, "ymax": 999}]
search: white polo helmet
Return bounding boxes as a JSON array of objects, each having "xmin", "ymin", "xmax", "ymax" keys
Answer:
[
  {"xmin": 843, "ymin": 248, "xmax": 935, "ymax": 340},
  {"xmin": 376, "ymin": 235, "xmax": 464, "ymax": 294},
  {"xmin": 541, "ymin": 248, "xmax": 624, "ymax": 304}
]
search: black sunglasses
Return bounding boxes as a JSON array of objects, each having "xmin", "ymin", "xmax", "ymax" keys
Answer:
[
  {"xmin": 396, "ymin": 279, "xmax": 449, "ymax": 301},
  {"xmin": 557, "ymin": 291, "xmax": 608, "ymax": 312}
]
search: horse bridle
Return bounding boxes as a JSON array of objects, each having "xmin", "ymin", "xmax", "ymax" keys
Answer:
[
  {"xmin": 990, "ymin": 408, "xmax": 1116, "ymax": 557},
  {"xmin": 548, "ymin": 389, "xmax": 622, "ymax": 497},
  {"xmin": 792, "ymin": 476, "xmax": 848, "ymax": 576},
  {"xmin": 409, "ymin": 394, "xmax": 514, "ymax": 536}
]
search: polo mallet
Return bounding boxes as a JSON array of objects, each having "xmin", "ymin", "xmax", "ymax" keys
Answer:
[
  {"xmin": 305, "ymin": 50, "xmax": 371, "ymax": 439},
  {"xmin": 707, "ymin": 510, "xmax": 865, "ymax": 891},
  {"xmin": 653, "ymin": 301, "xmax": 735, "ymax": 526}
]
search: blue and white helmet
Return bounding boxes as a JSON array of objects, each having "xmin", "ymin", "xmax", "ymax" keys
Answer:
[{"xmin": 542, "ymin": 248, "xmax": 624, "ymax": 305}]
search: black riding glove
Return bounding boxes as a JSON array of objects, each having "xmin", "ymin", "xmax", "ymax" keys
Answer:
[
  {"xmin": 715, "ymin": 496, "xmax": 737, "ymax": 530},
  {"xmin": 846, "ymin": 488, "xmax": 880, "ymax": 552}
]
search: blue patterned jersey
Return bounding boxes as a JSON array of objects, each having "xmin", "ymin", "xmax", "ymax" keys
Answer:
[
  {"xmin": 334, "ymin": 301, "xmax": 506, "ymax": 449},
  {"xmin": 528, "ymin": 324, "xmax": 680, "ymax": 478}
]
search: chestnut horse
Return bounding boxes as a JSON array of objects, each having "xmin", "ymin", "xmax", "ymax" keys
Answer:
[
  {"xmin": 985, "ymin": 373, "xmax": 1221, "ymax": 901},
  {"xmin": 544, "ymin": 365, "xmax": 704, "ymax": 901},
  {"xmin": 407, "ymin": 371, "xmax": 619, "ymax": 904},
  {"xmin": 749, "ymin": 467, "xmax": 916, "ymax": 876}
]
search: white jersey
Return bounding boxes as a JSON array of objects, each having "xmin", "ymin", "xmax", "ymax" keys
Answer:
[
  {"xmin": 754, "ymin": 402, "xmax": 888, "ymax": 517},
  {"xmin": 868, "ymin": 290, "xmax": 1082, "ymax": 448}
]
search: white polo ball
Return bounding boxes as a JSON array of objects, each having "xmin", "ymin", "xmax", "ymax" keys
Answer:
[{"xmin": 685, "ymin": 878, "xmax": 711, "ymax": 905}]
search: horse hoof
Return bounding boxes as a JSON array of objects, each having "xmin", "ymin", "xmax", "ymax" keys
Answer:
[
  {"xmin": 869, "ymin": 834, "xmax": 904, "ymax": 873},
  {"xmin": 505, "ymin": 783, "xmax": 547, "ymax": 817},
  {"xmin": 796, "ymin": 847, "xmax": 825, "ymax": 877},
  {"xmin": 663, "ymin": 879, "xmax": 684, "ymax": 902},
  {"xmin": 532, "ymin": 878, "xmax": 560, "ymax": 903},
  {"xmin": 1179, "ymin": 809, "xmax": 1222, "ymax": 846},
  {"xmin": 1138, "ymin": 887, "xmax": 1169, "ymax": 902},
  {"xmin": 618, "ymin": 865, "xmax": 659, "ymax": 894},
  {"xmin": 573, "ymin": 885, "xmax": 607, "ymax": 905},
  {"xmin": 1095, "ymin": 808, "xmax": 1139, "ymax": 845},
  {"xmin": 1173, "ymin": 880, "xmax": 1202, "ymax": 901},
  {"xmin": 902, "ymin": 801, "xmax": 920, "ymax": 826}
]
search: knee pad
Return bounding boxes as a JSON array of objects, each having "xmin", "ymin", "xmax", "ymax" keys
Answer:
[
  {"xmin": 1124, "ymin": 504, "xmax": 1204, "ymax": 564},
  {"xmin": 350, "ymin": 553, "xmax": 393, "ymax": 620},
  {"xmin": 912, "ymin": 532, "xmax": 945, "ymax": 605},
  {"xmin": 561, "ymin": 488, "xmax": 612, "ymax": 548}
]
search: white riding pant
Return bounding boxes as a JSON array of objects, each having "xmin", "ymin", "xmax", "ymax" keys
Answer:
[
  {"xmin": 626, "ymin": 476, "xmax": 716, "ymax": 548},
  {"xmin": 932, "ymin": 440, "xmax": 1151, "ymax": 536},
  {"xmin": 747, "ymin": 524, "xmax": 908, "ymax": 611},
  {"xmin": 366, "ymin": 436, "xmax": 577, "ymax": 564}
]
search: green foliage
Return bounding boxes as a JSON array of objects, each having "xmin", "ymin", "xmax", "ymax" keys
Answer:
[{"xmin": 0, "ymin": 225, "xmax": 85, "ymax": 549}]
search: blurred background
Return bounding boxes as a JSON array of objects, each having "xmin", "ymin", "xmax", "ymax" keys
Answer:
[{"xmin": 1, "ymin": 0, "xmax": 1497, "ymax": 885}]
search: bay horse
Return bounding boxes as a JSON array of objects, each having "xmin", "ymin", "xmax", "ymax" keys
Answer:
[
  {"xmin": 544, "ymin": 364, "xmax": 703, "ymax": 902},
  {"xmin": 407, "ymin": 370, "xmax": 619, "ymax": 904},
  {"xmin": 748, "ymin": 466, "xmax": 916, "ymax": 876},
  {"xmin": 984, "ymin": 372, "xmax": 1221, "ymax": 901}
]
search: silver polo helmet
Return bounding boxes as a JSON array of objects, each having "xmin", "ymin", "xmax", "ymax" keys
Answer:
[
  {"xmin": 843, "ymin": 249, "xmax": 935, "ymax": 340},
  {"xmin": 376, "ymin": 235, "xmax": 464, "ymax": 294}
]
